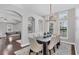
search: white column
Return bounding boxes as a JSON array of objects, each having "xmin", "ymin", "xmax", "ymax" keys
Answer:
[{"xmin": 21, "ymin": 16, "xmax": 30, "ymax": 47}]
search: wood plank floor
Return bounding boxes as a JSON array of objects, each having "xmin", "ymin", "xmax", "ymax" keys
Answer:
[{"xmin": 1, "ymin": 40, "xmax": 76, "ymax": 55}]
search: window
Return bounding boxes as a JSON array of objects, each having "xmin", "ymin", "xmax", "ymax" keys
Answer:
[
  {"xmin": 59, "ymin": 11, "xmax": 68, "ymax": 39},
  {"xmin": 49, "ymin": 23, "xmax": 53, "ymax": 34},
  {"xmin": 28, "ymin": 17, "xmax": 35, "ymax": 33}
]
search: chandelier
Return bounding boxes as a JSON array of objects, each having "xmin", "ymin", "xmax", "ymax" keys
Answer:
[{"xmin": 46, "ymin": 4, "xmax": 56, "ymax": 22}]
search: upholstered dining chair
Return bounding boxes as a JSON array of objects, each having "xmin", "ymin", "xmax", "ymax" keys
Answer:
[
  {"xmin": 55, "ymin": 35, "xmax": 60, "ymax": 49},
  {"xmin": 48, "ymin": 36, "xmax": 56, "ymax": 55},
  {"xmin": 29, "ymin": 38, "xmax": 43, "ymax": 55}
]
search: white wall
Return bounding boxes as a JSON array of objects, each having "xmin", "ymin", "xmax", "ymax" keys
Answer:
[
  {"xmin": 21, "ymin": 13, "xmax": 44, "ymax": 47},
  {"xmin": 0, "ymin": 23, "xmax": 7, "ymax": 37},
  {"xmin": 0, "ymin": 22, "xmax": 21, "ymax": 37},
  {"xmin": 0, "ymin": 23, "xmax": 7, "ymax": 33},
  {"xmin": 68, "ymin": 8, "xmax": 75, "ymax": 43},
  {"xmin": 75, "ymin": 8, "xmax": 79, "ymax": 54},
  {"xmin": 60, "ymin": 8, "xmax": 75, "ymax": 44},
  {"xmin": 43, "ymin": 16, "xmax": 49, "ymax": 32},
  {"xmin": 53, "ymin": 14, "xmax": 60, "ymax": 35},
  {"xmin": 43, "ymin": 14, "xmax": 60, "ymax": 35},
  {"xmin": 13, "ymin": 23, "xmax": 22, "ymax": 32},
  {"xmin": 33, "ymin": 15, "xmax": 44, "ymax": 33}
]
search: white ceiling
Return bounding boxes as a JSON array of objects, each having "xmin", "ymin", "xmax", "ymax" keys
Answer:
[
  {"xmin": 0, "ymin": 5, "xmax": 22, "ymax": 23},
  {"xmin": 52, "ymin": 4, "xmax": 79, "ymax": 13},
  {"xmin": 0, "ymin": 4, "xmax": 79, "ymax": 23},
  {"xmin": 0, "ymin": 4, "xmax": 79, "ymax": 16},
  {"xmin": 15, "ymin": 4, "xmax": 79, "ymax": 16}
]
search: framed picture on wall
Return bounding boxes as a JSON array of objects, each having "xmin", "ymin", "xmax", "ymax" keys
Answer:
[{"xmin": 7, "ymin": 24, "xmax": 13, "ymax": 32}]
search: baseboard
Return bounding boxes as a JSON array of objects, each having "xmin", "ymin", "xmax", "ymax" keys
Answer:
[
  {"xmin": 21, "ymin": 43, "xmax": 30, "ymax": 47},
  {"xmin": 61, "ymin": 40, "xmax": 77, "ymax": 55},
  {"xmin": 61, "ymin": 40, "xmax": 75, "ymax": 45}
]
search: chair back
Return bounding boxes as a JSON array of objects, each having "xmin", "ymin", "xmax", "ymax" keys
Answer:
[
  {"xmin": 55, "ymin": 35, "xmax": 60, "ymax": 44},
  {"xmin": 48, "ymin": 36, "xmax": 56, "ymax": 50},
  {"xmin": 29, "ymin": 37, "xmax": 43, "ymax": 52},
  {"xmin": 29, "ymin": 38, "xmax": 41, "ymax": 48}
]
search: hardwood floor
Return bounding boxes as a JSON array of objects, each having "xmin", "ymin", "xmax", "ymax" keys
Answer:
[
  {"xmin": 12, "ymin": 41, "xmax": 22, "ymax": 51},
  {"xmin": 1, "ymin": 38, "xmax": 76, "ymax": 55},
  {"xmin": 1, "ymin": 37, "xmax": 22, "ymax": 55}
]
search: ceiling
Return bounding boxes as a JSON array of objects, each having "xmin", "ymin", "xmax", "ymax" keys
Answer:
[
  {"xmin": 0, "ymin": 4, "xmax": 79, "ymax": 23},
  {"xmin": 0, "ymin": 5, "xmax": 22, "ymax": 24},
  {"xmin": 16, "ymin": 4, "xmax": 79, "ymax": 16}
]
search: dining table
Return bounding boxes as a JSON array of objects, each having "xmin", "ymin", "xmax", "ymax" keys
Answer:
[{"xmin": 36, "ymin": 35, "xmax": 53, "ymax": 55}]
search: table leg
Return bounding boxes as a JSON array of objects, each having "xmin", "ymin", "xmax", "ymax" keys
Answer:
[{"xmin": 43, "ymin": 42, "xmax": 48, "ymax": 55}]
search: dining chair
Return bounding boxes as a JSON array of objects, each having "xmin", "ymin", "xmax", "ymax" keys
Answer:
[
  {"xmin": 55, "ymin": 35, "xmax": 60, "ymax": 49},
  {"xmin": 29, "ymin": 38, "xmax": 43, "ymax": 55},
  {"xmin": 48, "ymin": 36, "xmax": 57, "ymax": 55}
]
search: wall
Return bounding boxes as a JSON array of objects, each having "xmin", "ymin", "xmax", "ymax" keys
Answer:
[
  {"xmin": 0, "ymin": 23, "xmax": 7, "ymax": 33},
  {"xmin": 21, "ymin": 13, "xmax": 44, "ymax": 47},
  {"xmin": 13, "ymin": 23, "xmax": 22, "ymax": 32},
  {"xmin": 43, "ymin": 14, "xmax": 60, "ymax": 35},
  {"xmin": 33, "ymin": 15, "xmax": 44, "ymax": 33},
  {"xmin": 60, "ymin": 8, "xmax": 75, "ymax": 44},
  {"xmin": 53, "ymin": 14, "xmax": 60, "ymax": 35},
  {"xmin": 43, "ymin": 16, "xmax": 50, "ymax": 32},
  {"xmin": 75, "ymin": 8, "xmax": 79, "ymax": 54},
  {"xmin": 68, "ymin": 8, "xmax": 75, "ymax": 43},
  {"xmin": 0, "ymin": 22, "xmax": 21, "ymax": 37},
  {"xmin": 0, "ymin": 23, "xmax": 7, "ymax": 37}
]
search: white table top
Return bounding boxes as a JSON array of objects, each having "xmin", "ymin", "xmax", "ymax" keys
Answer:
[
  {"xmin": 28, "ymin": 34, "xmax": 57, "ymax": 42},
  {"xmin": 36, "ymin": 37, "xmax": 52, "ymax": 42},
  {"xmin": 36, "ymin": 34, "xmax": 57, "ymax": 42}
]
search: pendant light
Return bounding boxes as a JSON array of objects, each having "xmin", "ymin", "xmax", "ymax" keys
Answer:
[{"xmin": 46, "ymin": 4, "xmax": 56, "ymax": 22}]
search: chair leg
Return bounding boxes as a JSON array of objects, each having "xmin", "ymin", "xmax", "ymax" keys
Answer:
[
  {"xmin": 56, "ymin": 44, "xmax": 59, "ymax": 49},
  {"xmin": 29, "ymin": 50, "xmax": 31, "ymax": 55},
  {"xmin": 53, "ymin": 47, "xmax": 55, "ymax": 53},
  {"xmin": 40, "ymin": 51, "xmax": 42, "ymax": 54},
  {"xmin": 49, "ymin": 50, "xmax": 51, "ymax": 55},
  {"xmin": 57, "ymin": 42, "xmax": 60, "ymax": 48},
  {"xmin": 36, "ymin": 53, "xmax": 39, "ymax": 55},
  {"xmin": 58, "ymin": 41, "xmax": 60, "ymax": 46},
  {"xmin": 29, "ymin": 49, "xmax": 33, "ymax": 55}
]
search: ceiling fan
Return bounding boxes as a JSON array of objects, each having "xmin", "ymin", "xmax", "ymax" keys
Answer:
[{"xmin": 46, "ymin": 4, "xmax": 56, "ymax": 22}]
